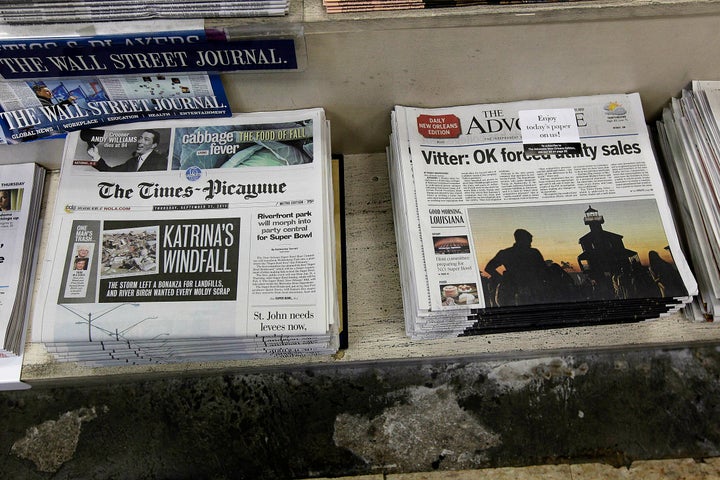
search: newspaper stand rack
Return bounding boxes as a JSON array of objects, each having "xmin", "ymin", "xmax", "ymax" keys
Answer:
[{"xmin": 1, "ymin": 0, "xmax": 720, "ymax": 382}]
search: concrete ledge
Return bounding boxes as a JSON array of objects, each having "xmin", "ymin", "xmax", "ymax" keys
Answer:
[
  {"xmin": 313, "ymin": 457, "xmax": 720, "ymax": 479},
  {"xmin": 4, "ymin": 344, "xmax": 720, "ymax": 478}
]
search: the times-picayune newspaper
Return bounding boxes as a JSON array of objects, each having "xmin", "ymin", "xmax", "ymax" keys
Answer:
[
  {"xmin": 32, "ymin": 108, "xmax": 339, "ymax": 364},
  {"xmin": 389, "ymin": 93, "xmax": 698, "ymax": 339}
]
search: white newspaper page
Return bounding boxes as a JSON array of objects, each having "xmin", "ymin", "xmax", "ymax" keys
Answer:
[
  {"xmin": 657, "ymin": 82, "xmax": 720, "ymax": 317},
  {"xmin": 0, "ymin": 163, "xmax": 41, "ymax": 350},
  {"xmin": 0, "ymin": 163, "xmax": 42, "ymax": 390},
  {"xmin": 0, "ymin": 356, "xmax": 30, "ymax": 390},
  {"xmin": 657, "ymin": 110, "xmax": 720, "ymax": 317},
  {"xmin": 33, "ymin": 109, "xmax": 332, "ymax": 346},
  {"xmin": 396, "ymin": 93, "xmax": 697, "ymax": 313}
]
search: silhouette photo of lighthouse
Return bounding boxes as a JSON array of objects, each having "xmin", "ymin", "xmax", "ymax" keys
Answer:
[{"xmin": 469, "ymin": 200, "xmax": 687, "ymax": 308}]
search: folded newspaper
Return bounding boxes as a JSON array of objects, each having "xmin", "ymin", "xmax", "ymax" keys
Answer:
[
  {"xmin": 0, "ymin": 21, "xmax": 238, "ymax": 144},
  {"xmin": 0, "ymin": 1, "xmax": 289, "ymax": 23},
  {"xmin": 0, "ymin": 73, "xmax": 231, "ymax": 145},
  {"xmin": 0, "ymin": 163, "xmax": 45, "ymax": 357},
  {"xmin": 656, "ymin": 81, "xmax": 720, "ymax": 321},
  {"xmin": 389, "ymin": 93, "xmax": 698, "ymax": 339},
  {"xmin": 32, "ymin": 108, "xmax": 339, "ymax": 365}
]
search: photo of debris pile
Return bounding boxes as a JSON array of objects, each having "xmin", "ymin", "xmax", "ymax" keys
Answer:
[{"xmin": 101, "ymin": 226, "xmax": 159, "ymax": 278}]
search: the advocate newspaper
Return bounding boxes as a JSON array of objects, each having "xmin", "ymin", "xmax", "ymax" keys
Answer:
[
  {"xmin": 33, "ymin": 109, "xmax": 334, "ymax": 347},
  {"xmin": 393, "ymin": 93, "xmax": 697, "ymax": 314}
]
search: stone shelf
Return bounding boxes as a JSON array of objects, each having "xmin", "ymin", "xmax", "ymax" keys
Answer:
[
  {"xmin": 19, "ymin": 152, "xmax": 720, "ymax": 383},
  {"xmin": 0, "ymin": 0, "xmax": 717, "ymax": 382}
]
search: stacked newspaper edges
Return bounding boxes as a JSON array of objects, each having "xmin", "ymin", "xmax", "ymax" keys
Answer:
[
  {"xmin": 322, "ymin": 0, "xmax": 584, "ymax": 13},
  {"xmin": 389, "ymin": 93, "xmax": 697, "ymax": 339},
  {"xmin": 0, "ymin": 163, "xmax": 45, "ymax": 356},
  {"xmin": 32, "ymin": 108, "xmax": 339, "ymax": 365},
  {"xmin": 0, "ymin": 1, "xmax": 289, "ymax": 23},
  {"xmin": 656, "ymin": 81, "xmax": 720, "ymax": 321}
]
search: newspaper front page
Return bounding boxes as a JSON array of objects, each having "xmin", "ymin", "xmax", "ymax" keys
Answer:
[
  {"xmin": 0, "ymin": 73, "xmax": 230, "ymax": 144},
  {"xmin": 32, "ymin": 109, "xmax": 338, "ymax": 363},
  {"xmin": 0, "ymin": 20, "xmax": 294, "ymax": 143},
  {"xmin": 392, "ymin": 93, "xmax": 697, "ymax": 337}
]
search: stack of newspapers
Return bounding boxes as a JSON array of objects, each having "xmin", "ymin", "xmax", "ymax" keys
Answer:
[
  {"xmin": 0, "ymin": 163, "xmax": 45, "ymax": 357},
  {"xmin": 32, "ymin": 108, "xmax": 340, "ymax": 365},
  {"xmin": 322, "ymin": 0, "xmax": 582, "ymax": 14},
  {"xmin": 0, "ymin": 0, "xmax": 289, "ymax": 23},
  {"xmin": 656, "ymin": 81, "xmax": 720, "ymax": 321},
  {"xmin": 389, "ymin": 93, "xmax": 698, "ymax": 339}
]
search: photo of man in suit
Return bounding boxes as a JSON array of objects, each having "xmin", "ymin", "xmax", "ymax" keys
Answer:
[
  {"xmin": 33, "ymin": 84, "xmax": 76, "ymax": 107},
  {"xmin": 88, "ymin": 129, "xmax": 167, "ymax": 172}
]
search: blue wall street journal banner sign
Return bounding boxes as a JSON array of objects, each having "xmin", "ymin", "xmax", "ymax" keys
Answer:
[
  {"xmin": 0, "ymin": 24, "xmax": 304, "ymax": 143},
  {"xmin": 0, "ymin": 38, "xmax": 299, "ymax": 79}
]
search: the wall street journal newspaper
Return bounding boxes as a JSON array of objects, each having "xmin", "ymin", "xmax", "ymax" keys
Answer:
[
  {"xmin": 390, "ymin": 93, "xmax": 698, "ymax": 338},
  {"xmin": 32, "ymin": 109, "xmax": 339, "ymax": 364},
  {"xmin": 0, "ymin": 73, "xmax": 230, "ymax": 144}
]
